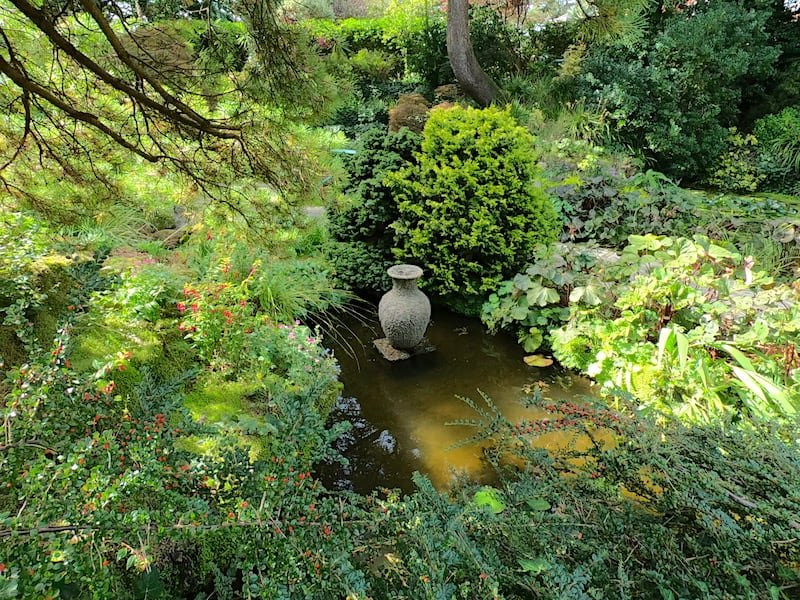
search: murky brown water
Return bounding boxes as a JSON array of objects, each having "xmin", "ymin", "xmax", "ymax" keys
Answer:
[{"xmin": 318, "ymin": 309, "xmax": 595, "ymax": 494}]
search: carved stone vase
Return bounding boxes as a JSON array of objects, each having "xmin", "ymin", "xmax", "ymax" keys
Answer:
[{"xmin": 378, "ymin": 265, "xmax": 431, "ymax": 350}]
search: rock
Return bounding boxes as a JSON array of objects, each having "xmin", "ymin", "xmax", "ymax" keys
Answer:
[
  {"xmin": 303, "ymin": 206, "xmax": 326, "ymax": 219},
  {"xmin": 373, "ymin": 337, "xmax": 435, "ymax": 361},
  {"xmin": 374, "ymin": 338, "xmax": 411, "ymax": 361},
  {"xmin": 151, "ymin": 227, "xmax": 187, "ymax": 249},
  {"xmin": 376, "ymin": 430, "xmax": 397, "ymax": 453}
]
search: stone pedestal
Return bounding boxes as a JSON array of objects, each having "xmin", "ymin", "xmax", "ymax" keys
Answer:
[{"xmin": 374, "ymin": 337, "xmax": 435, "ymax": 362}]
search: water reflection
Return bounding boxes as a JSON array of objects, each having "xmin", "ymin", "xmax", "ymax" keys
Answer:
[{"xmin": 318, "ymin": 309, "xmax": 594, "ymax": 494}]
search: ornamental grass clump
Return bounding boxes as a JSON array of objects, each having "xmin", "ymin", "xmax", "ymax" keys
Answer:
[{"xmin": 390, "ymin": 105, "xmax": 559, "ymax": 303}]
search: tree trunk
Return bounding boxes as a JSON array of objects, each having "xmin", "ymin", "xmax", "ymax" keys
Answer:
[{"xmin": 446, "ymin": 0, "xmax": 499, "ymax": 107}]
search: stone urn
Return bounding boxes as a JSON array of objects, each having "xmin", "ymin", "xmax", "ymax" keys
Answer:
[{"xmin": 378, "ymin": 265, "xmax": 431, "ymax": 350}]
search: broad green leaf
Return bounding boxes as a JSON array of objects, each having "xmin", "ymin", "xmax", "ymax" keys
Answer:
[
  {"xmin": 707, "ymin": 243, "xmax": 736, "ymax": 260},
  {"xmin": 675, "ymin": 331, "xmax": 688, "ymax": 370},
  {"xmin": 721, "ymin": 344, "xmax": 756, "ymax": 371},
  {"xmin": 735, "ymin": 367, "xmax": 797, "ymax": 417},
  {"xmin": 570, "ymin": 284, "xmax": 603, "ymax": 306},
  {"xmin": 473, "ymin": 487, "xmax": 506, "ymax": 513},
  {"xmin": 521, "ymin": 328, "xmax": 543, "ymax": 353},
  {"xmin": 518, "ymin": 558, "xmax": 549, "ymax": 574},
  {"xmin": 524, "ymin": 355, "xmax": 553, "ymax": 367},
  {"xmin": 657, "ymin": 327, "xmax": 673, "ymax": 366},
  {"xmin": 527, "ymin": 284, "xmax": 560, "ymax": 307},
  {"xmin": 673, "ymin": 238, "xmax": 698, "ymax": 265},
  {"xmin": 730, "ymin": 366, "xmax": 771, "ymax": 420},
  {"xmin": 510, "ymin": 304, "xmax": 529, "ymax": 321},
  {"xmin": 513, "ymin": 273, "xmax": 531, "ymax": 291}
]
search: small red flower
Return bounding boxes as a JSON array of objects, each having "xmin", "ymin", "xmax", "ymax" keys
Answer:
[
  {"xmin": 190, "ymin": 303, "xmax": 199, "ymax": 313},
  {"xmin": 177, "ymin": 302, "xmax": 186, "ymax": 313}
]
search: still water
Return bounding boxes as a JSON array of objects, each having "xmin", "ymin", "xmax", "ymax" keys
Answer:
[{"xmin": 318, "ymin": 309, "xmax": 594, "ymax": 494}]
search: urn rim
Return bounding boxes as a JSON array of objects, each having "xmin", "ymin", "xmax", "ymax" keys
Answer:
[{"xmin": 387, "ymin": 264, "xmax": 423, "ymax": 280}]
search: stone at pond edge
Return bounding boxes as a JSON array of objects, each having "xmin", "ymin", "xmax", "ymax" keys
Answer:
[{"xmin": 374, "ymin": 338, "xmax": 435, "ymax": 362}]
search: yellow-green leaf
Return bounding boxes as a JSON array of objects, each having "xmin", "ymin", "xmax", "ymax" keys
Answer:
[{"xmin": 524, "ymin": 355, "xmax": 553, "ymax": 367}]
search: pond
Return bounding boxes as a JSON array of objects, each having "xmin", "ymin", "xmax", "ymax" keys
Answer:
[{"xmin": 317, "ymin": 308, "xmax": 595, "ymax": 495}]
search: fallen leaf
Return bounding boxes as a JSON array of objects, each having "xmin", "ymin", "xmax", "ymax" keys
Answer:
[{"xmin": 523, "ymin": 355, "xmax": 553, "ymax": 367}]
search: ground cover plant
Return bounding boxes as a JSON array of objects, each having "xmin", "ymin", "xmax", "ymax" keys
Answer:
[
  {"xmin": 483, "ymin": 235, "xmax": 800, "ymax": 423},
  {"xmin": 362, "ymin": 390, "xmax": 800, "ymax": 599},
  {"xmin": 0, "ymin": 216, "xmax": 365, "ymax": 599}
]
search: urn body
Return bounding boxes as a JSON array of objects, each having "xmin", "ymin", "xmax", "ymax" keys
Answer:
[{"xmin": 378, "ymin": 265, "xmax": 431, "ymax": 349}]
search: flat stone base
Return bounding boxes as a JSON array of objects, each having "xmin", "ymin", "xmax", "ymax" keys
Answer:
[{"xmin": 374, "ymin": 338, "xmax": 435, "ymax": 361}]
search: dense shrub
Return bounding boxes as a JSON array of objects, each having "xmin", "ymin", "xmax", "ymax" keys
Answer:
[
  {"xmin": 754, "ymin": 107, "xmax": 800, "ymax": 193},
  {"xmin": 545, "ymin": 167, "xmax": 698, "ymax": 247},
  {"xmin": 0, "ymin": 227, "xmax": 358, "ymax": 599},
  {"xmin": 578, "ymin": 1, "xmax": 780, "ymax": 181},
  {"xmin": 388, "ymin": 92, "xmax": 430, "ymax": 132},
  {"xmin": 328, "ymin": 89, "xmax": 389, "ymax": 137},
  {"xmin": 302, "ymin": 16, "xmax": 419, "ymax": 56},
  {"xmin": 390, "ymin": 105, "xmax": 559, "ymax": 301},
  {"xmin": 538, "ymin": 143, "xmax": 800, "ymax": 262},
  {"xmin": 326, "ymin": 240, "xmax": 393, "ymax": 292},
  {"xmin": 327, "ymin": 127, "xmax": 421, "ymax": 292},
  {"xmin": 403, "ymin": 16, "xmax": 451, "ymax": 89},
  {"xmin": 348, "ymin": 48, "xmax": 401, "ymax": 82},
  {"xmin": 0, "ymin": 213, "xmax": 77, "ymax": 358},
  {"xmin": 404, "ymin": 7, "xmax": 536, "ymax": 88},
  {"xmin": 708, "ymin": 128, "xmax": 766, "ymax": 192}
]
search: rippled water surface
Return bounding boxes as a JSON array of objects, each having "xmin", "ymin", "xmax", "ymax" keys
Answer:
[{"xmin": 318, "ymin": 309, "xmax": 594, "ymax": 494}]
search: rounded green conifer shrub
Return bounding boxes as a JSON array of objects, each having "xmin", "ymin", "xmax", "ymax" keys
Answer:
[{"xmin": 389, "ymin": 105, "xmax": 559, "ymax": 300}]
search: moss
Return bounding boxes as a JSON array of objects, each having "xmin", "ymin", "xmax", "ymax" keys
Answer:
[
  {"xmin": 151, "ymin": 329, "xmax": 196, "ymax": 380},
  {"xmin": 184, "ymin": 375, "xmax": 260, "ymax": 423},
  {"xmin": 31, "ymin": 310, "xmax": 60, "ymax": 347},
  {"xmin": 0, "ymin": 325, "xmax": 25, "ymax": 361},
  {"xmin": 71, "ymin": 318, "xmax": 161, "ymax": 374}
]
